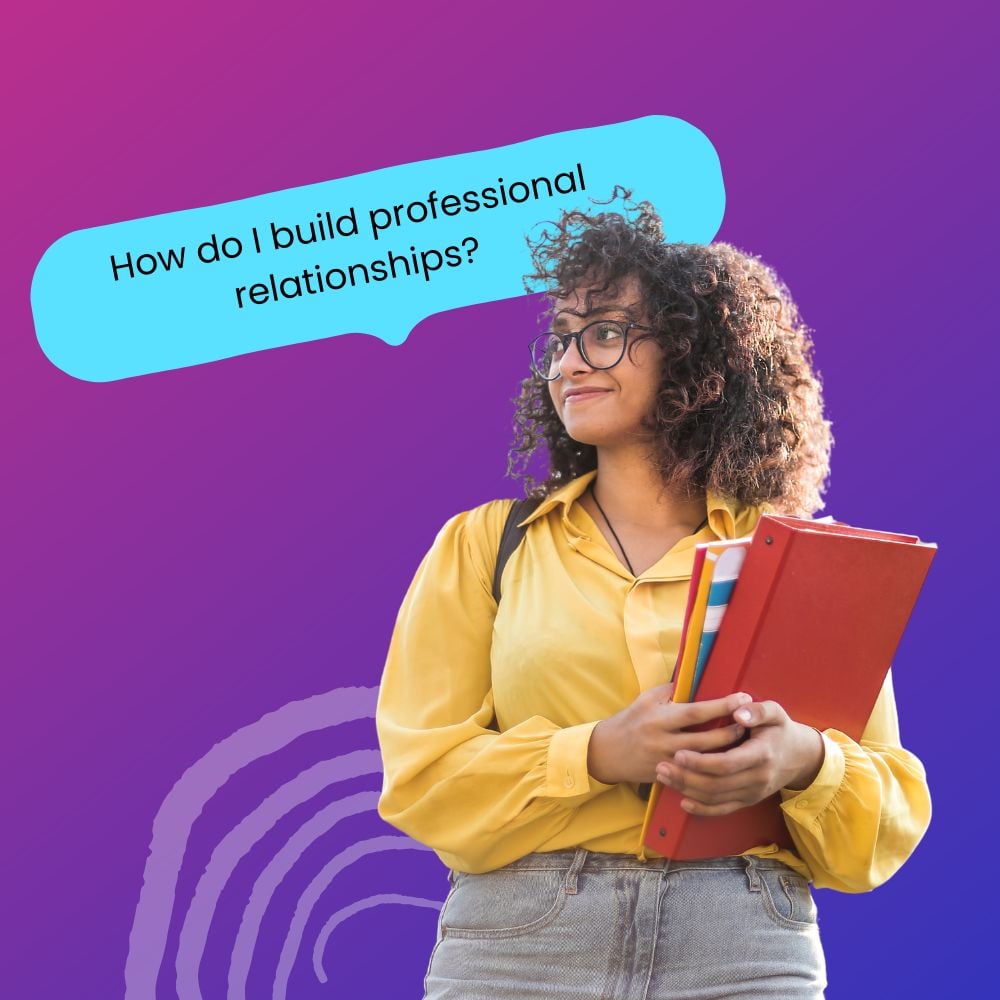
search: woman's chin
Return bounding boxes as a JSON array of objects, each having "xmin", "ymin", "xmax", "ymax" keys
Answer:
[
  {"xmin": 562, "ymin": 420, "xmax": 605, "ymax": 447},
  {"xmin": 563, "ymin": 421, "xmax": 652, "ymax": 453},
  {"xmin": 563, "ymin": 424, "xmax": 622, "ymax": 449}
]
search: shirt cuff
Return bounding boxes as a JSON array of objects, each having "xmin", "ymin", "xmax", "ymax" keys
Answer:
[
  {"xmin": 546, "ymin": 721, "xmax": 615, "ymax": 797},
  {"xmin": 779, "ymin": 732, "xmax": 846, "ymax": 822}
]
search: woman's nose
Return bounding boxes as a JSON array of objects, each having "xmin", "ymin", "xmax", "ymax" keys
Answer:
[{"xmin": 557, "ymin": 335, "xmax": 592, "ymax": 377}]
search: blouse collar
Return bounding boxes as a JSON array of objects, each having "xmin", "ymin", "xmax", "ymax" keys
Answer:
[{"xmin": 517, "ymin": 469, "xmax": 766, "ymax": 541}]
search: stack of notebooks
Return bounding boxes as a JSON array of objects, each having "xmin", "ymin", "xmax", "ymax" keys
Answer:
[{"xmin": 640, "ymin": 513, "xmax": 936, "ymax": 860}]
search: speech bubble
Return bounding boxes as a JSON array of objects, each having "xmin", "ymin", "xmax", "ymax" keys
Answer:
[{"xmin": 31, "ymin": 115, "xmax": 724, "ymax": 382}]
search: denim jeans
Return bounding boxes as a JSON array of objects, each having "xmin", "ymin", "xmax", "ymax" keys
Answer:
[{"xmin": 423, "ymin": 850, "xmax": 826, "ymax": 999}]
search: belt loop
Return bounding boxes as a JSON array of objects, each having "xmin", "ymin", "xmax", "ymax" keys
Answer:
[
  {"xmin": 658, "ymin": 855, "xmax": 673, "ymax": 883},
  {"xmin": 743, "ymin": 855, "xmax": 762, "ymax": 892},
  {"xmin": 564, "ymin": 848, "xmax": 588, "ymax": 895}
]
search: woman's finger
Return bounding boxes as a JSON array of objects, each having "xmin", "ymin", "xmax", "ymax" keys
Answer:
[
  {"xmin": 734, "ymin": 700, "xmax": 787, "ymax": 728},
  {"xmin": 679, "ymin": 798, "xmax": 748, "ymax": 817},
  {"xmin": 657, "ymin": 762, "xmax": 760, "ymax": 801},
  {"xmin": 669, "ymin": 740, "xmax": 766, "ymax": 777},
  {"xmin": 670, "ymin": 691, "xmax": 752, "ymax": 728},
  {"xmin": 669, "ymin": 723, "xmax": 746, "ymax": 754}
]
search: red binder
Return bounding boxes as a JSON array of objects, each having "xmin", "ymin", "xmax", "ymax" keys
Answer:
[{"xmin": 641, "ymin": 514, "xmax": 936, "ymax": 861}]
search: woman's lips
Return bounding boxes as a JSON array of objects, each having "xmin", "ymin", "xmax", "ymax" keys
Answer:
[{"xmin": 564, "ymin": 389, "xmax": 610, "ymax": 404}]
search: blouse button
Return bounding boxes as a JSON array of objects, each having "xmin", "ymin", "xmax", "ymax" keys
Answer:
[{"xmin": 564, "ymin": 775, "xmax": 575, "ymax": 789}]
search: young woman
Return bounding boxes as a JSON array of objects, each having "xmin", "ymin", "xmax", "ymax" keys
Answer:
[{"xmin": 376, "ymin": 195, "xmax": 931, "ymax": 999}]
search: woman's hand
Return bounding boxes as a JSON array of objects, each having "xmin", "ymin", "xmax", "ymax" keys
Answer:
[
  {"xmin": 586, "ymin": 684, "xmax": 753, "ymax": 785},
  {"xmin": 654, "ymin": 699, "xmax": 825, "ymax": 815}
]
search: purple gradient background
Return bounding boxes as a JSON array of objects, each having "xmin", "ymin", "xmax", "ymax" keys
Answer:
[{"xmin": 3, "ymin": 2, "xmax": 995, "ymax": 996}]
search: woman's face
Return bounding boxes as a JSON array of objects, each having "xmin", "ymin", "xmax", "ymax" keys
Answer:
[{"xmin": 546, "ymin": 274, "xmax": 662, "ymax": 449}]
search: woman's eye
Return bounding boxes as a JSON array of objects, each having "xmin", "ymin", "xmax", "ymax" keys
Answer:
[{"xmin": 594, "ymin": 323, "xmax": 624, "ymax": 342}]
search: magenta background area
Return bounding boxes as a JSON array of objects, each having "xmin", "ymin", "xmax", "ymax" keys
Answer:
[{"xmin": 3, "ymin": 2, "xmax": 994, "ymax": 997}]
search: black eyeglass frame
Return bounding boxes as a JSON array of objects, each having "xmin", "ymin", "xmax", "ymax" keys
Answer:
[{"xmin": 528, "ymin": 320, "xmax": 656, "ymax": 381}]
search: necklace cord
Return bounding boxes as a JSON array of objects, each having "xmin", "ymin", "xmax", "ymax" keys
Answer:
[
  {"xmin": 590, "ymin": 485, "xmax": 636, "ymax": 576},
  {"xmin": 589, "ymin": 483, "xmax": 709, "ymax": 578}
]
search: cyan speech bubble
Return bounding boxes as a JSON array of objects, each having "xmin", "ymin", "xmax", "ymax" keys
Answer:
[{"xmin": 31, "ymin": 116, "xmax": 724, "ymax": 382}]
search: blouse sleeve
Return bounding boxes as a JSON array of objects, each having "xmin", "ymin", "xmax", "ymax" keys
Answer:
[
  {"xmin": 778, "ymin": 669, "xmax": 932, "ymax": 892},
  {"xmin": 375, "ymin": 501, "xmax": 615, "ymax": 874}
]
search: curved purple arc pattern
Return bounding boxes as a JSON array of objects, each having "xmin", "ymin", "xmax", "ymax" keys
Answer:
[
  {"xmin": 225, "ymin": 790, "xmax": 383, "ymax": 1000},
  {"xmin": 312, "ymin": 894, "xmax": 444, "ymax": 983},
  {"xmin": 175, "ymin": 751, "xmax": 382, "ymax": 1000},
  {"xmin": 124, "ymin": 686, "xmax": 378, "ymax": 1000},
  {"xmin": 272, "ymin": 835, "xmax": 433, "ymax": 1000}
]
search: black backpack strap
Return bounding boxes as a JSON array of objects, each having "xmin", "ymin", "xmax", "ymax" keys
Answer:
[{"xmin": 491, "ymin": 497, "xmax": 542, "ymax": 604}]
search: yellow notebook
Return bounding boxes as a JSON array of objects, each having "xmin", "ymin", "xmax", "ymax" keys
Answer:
[
  {"xmin": 639, "ymin": 547, "xmax": 716, "ymax": 857},
  {"xmin": 671, "ymin": 551, "xmax": 718, "ymax": 702}
]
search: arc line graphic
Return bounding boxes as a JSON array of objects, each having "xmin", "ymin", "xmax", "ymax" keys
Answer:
[
  {"xmin": 272, "ymin": 835, "xmax": 432, "ymax": 1000},
  {"xmin": 175, "ymin": 752, "xmax": 382, "ymax": 1000},
  {"xmin": 125, "ymin": 685, "xmax": 379, "ymax": 1000},
  {"xmin": 225, "ymin": 790, "xmax": 383, "ymax": 1000},
  {"xmin": 312, "ymin": 894, "xmax": 444, "ymax": 983}
]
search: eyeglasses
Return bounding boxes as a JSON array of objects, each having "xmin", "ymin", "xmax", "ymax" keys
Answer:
[{"xmin": 529, "ymin": 320, "xmax": 655, "ymax": 381}]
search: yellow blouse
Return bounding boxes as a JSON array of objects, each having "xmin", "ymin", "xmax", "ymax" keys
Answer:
[{"xmin": 376, "ymin": 470, "xmax": 931, "ymax": 890}]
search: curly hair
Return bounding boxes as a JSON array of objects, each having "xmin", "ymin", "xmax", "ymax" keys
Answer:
[{"xmin": 508, "ymin": 190, "xmax": 832, "ymax": 516}]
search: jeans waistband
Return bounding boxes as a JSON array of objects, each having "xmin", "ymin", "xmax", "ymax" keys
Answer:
[{"xmin": 490, "ymin": 849, "xmax": 796, "ymax": 876}]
